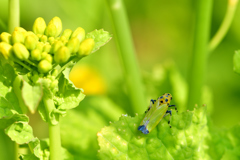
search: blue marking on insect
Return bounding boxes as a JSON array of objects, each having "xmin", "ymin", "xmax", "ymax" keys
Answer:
[
  {"xmin": 138, "ymin": 125, "xmax": 149, "ymax": 134},
  {"xmin": 150, "ymin": 99, "xmax": 156, "ymax": 104}
]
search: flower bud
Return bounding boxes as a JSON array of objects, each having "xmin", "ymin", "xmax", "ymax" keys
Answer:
[
  {"xmin": 62, "ymin": 29, "xmax": 72, "ymax": 40},
  {"xmin": 60, "ymin": 36, "xmax": 67, "ymax": 45},
  {"xmin": 71, "ymin": 27, "xmax": 85, "ymax": 43},
  {"xmin": 50, "ymin": 17, "xmax": 62, "ymax": 37},
  {"xmin": 40, "ymin": 35, "xmax": 48, "ymax": 43},
  {"xmin": 50, "ymin": 80, "xmax": 58, "ymax": 89},
  {"xmin": 46, "ymin": 75, "xmax": 54, "ymax": 81},
  {"xmin": 31, "ymin": 71, "xmax": 40, "ymax": 83},
  {"xmin": 25, "ymin": 35, "xmax": 38, "ymax": 50},
  {"xmin": 44, "ymin": 54, "xmax": 53, "ymax": 63},
  {"xmin": 55, "ymin": 37, "xmax": 60, "ymax": 41},
  {"xmin": 0, "ymin": 42, "xmax": 13, "ymax": 60},
  {"xmin": 66, "ymin": 37, "xmax": 80, "ymax": 54},
  {"xmin": 45, "ymin": 23, "xmax": 57, "ymax": 37},
  {"xmin": 36, "ymin": 42, "xmax": 44, "ymax": 51},
  {"xmin": 24, "ymin": 31, "xmax": 39, "ymax": 41},
  {"xmin": 77, "ymin": 38, "xmax": 95, "ymax": 57},
  {"xmin": 33, "ymin": 17, "xmax": 46, "ymax": 35},
  {"xmin": 45, "ymin": 17, "xmax": 62, "ymax": 37},
  {"xmin": 0, "ymin": 32, "xmax": 12, "ymax": 44},
  {"xmin": 41, "ymin": 51, "xmax": 48, "ymax": 59},
  {"xmin": 13, "ymin": 43, "xmax": 30, "ymax": 60},
  {"xmin": 31, "ymin": 49, "xmax": 41, "ymax": 61},
  {"xmin": 38, "ymin": 59, "xmax": 52, "ymax": 73},
  {"xmin": 14, "ymin": 27, "xmax": 27, "ymax": 33},
  {"xmin": 43, "ymin": 43, "xmax": 51, "ymax": 52},
  {"xmin": 48, "ymin": 37, "xmax": 55, "ymax": 44},
  {"xmin": 12, "ymin": 31, "xmax": 25, "ymax": 44},
  {"xmin": 54, "ymin": 46, "xmax": 70, "ymax": 64},
  {"xmin": 51, "ymin": 40, "xmax": 63, "ymax": 54},
  {"xmin": 37, "ymin": 34, "xmax": 42, "ymax": 39}
]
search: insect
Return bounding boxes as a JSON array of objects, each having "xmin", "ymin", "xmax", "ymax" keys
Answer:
[{"xmin": 138, "ymin": 93, "xmax": 177, "ymax": 134}]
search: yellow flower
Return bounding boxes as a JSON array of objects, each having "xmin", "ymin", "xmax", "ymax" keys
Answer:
[{"xmin": 69, "ymin": 64, "xmax": 106, "ymax": 95}]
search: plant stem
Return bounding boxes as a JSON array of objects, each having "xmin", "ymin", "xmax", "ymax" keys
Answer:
[
  {"xmin": 56, "ymin": 60, "xmax": 74, "ymax": 79},
  {"xmin": 106, "ymin": 0, "xmax": 145, "ymax": 114},
  {"xmin": 8, "ymin": 0, "xmax": 20, "ymax": 33},
  {"xmin": 187, "ymin": 0, "xmax": 213, "ymax": 109},
  {"xmin": 25, "ymin": 59, "xmax": 37, "ymax": 67},
  {"xmin": 209, "ymin": 0, "xmax": 239, "ymax": 52},
  {"xmin": 8, "ymin": 2, "xmax": 20, "ymax": 158},
  {"xmin": 14, "ymin": 143, "xmax": 19, "ymax": 160},
  {"xmin": 49, "ymin": 123, "xmax": 61, "ymax": 160},
  {"xmin": 14, "ymin": 59, "xmax": 31, "ymax": 71},
  {"xmin": 42, "ymin": 96, "xmax": 61, "ymax": 160}
]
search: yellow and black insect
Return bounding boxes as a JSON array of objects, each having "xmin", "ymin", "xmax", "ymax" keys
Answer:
[{"xmin": 138, "ymin": 93, "xmax": 177, "ymax": 134}]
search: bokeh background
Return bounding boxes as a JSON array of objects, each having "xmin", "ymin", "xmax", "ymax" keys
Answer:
[{"xmin": 1, "ymin": 0, "xmax": 240, "ymax": 159}]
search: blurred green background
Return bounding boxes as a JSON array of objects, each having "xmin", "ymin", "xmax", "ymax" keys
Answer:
[{"xmin": 1, "ymin": 0, "xmax": 240, "ymax": 159}]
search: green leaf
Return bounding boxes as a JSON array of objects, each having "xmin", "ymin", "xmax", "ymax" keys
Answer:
[
  {"xmin": 5, "ymin": 122, "xmax": 34, "ymax": 144},
  {"xmin": 37, "ymin": 101, "xmax": 48, "ymax": 122},
  {"xmin": 61, "ymin": 96, "xmax": 124, "ymax": 160},
  {"xmin": 27, "ymin": 138, "xmax": 73, "ymax": 160},
  {"xmin": 55, "ymin": 69, "xmax": 85, "ymax": 110},
  {"xmin": 97, "ymin": 105, "xmax": 208, "ymax": 159},
  {"xmin": 233, "ymin": 50, "xmax": 240, "ymax": 74},
  {"xmin": 20, "ymin": 138, "xmax": 49, "ymax": 160},
  {"xmin": 22, "ymin": 81, "xmax": 43, "ymax": 114},
  {"xmin": 0, "ymin": 64, "xmax": 15, "ymax": 97},
  {"xmin": 61, "ymin": 110, "xmax": 106, "ymax": 160},
  {"xmin": 38, "ymin": 78, "xmax": 54, "ymax": 99},
  {"xmin": 0, "ymin": 99, "xmax": 29, "ymax": 129},
  {"xmin": 86, "ymin": 29, "xmax": 112, "ymax": 53},
  {"xmin": 61, "ymin": 147, "xmax": 74, "ymax": 160},
  {"xmin": 206, "ymin": 123, "xmax": 240, "ymax": 159},
  {"xmin": 0, "ymin": 61, "xmax": 22, "ymax": 113},
  {"xmin": 19, "ymin": 154, "xmax": 39, "ymax": 160},
  {"xmin": 28, "ymin": 138, "xmax": 42, "ymax": 159},
  {"xmin": 61, "ymin": 65, "xmax": 79, "ymax": 90},
  {"xmin": 37, "ymin": 78, "xmax": 59, "ymax": 124}
]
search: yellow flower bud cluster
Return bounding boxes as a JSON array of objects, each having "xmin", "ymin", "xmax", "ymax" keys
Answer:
[{"xmin": 0, "ymin": 16, "xmax": 95, "ymax": 75}]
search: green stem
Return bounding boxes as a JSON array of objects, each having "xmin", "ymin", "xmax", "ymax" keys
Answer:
[
  {"xmin": 209, "ymin": 0, "xmax": 239, "ymax": 52},
  {"xmin": 42, "ymin": 96, "xmax": 61, "ymax": 160},
  {"xmin": 187, "ymin": 0, "xmax": 213, "ymax": 109},
  {"xmin": 14, "ymin": 59, "xmax": 31, "ymax": 71},
  {"xmin": 14, "ymin": 143, "xmax": 19, "ymax": 160},
  {"xmin": 55, "ymin": 57, "xmax": 78, "ymax": 79},
  {"xmin": 25, "ymin": 59, "xmax": 37, "ymax": 67},
  {"xmin": 49, "ymin": 123, "xmax": 61, "ymax": 160},
  {"xmin": 106, "ymin": 0, "xmax": 145, "ymax": 114},
  {"xmin": 8, "ymin": 1, "xmax": 20, "ymax": 160},
  {"xmin": 8, "ymin": 0, "xmax": 20, "ymax": 33}
]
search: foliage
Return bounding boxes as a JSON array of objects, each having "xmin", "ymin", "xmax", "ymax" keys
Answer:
[
  {"xmin": 97, "ymin": 105, "xmax": 240, "ymax": 160},
  {"xmin": 0, "ymin": 16, "xmax": 111, "ymax": 159},
  {"xmin": 1, "ymin": 0, "xmax": 240, "ymax": 159}
]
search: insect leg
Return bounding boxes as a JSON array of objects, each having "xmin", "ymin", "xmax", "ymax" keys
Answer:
[
  {"xmin": 165, "ymin": 110, "xmax": 172, "ymax": 128},
  {"xmin": 169, "ymin": 105, "xmax": 178, "ymax": 113}
]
